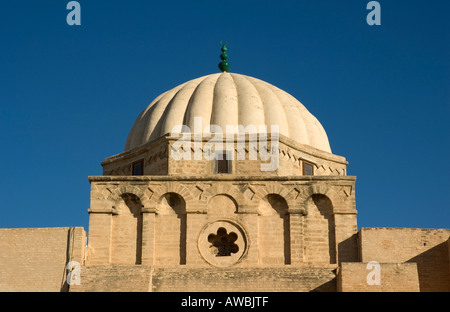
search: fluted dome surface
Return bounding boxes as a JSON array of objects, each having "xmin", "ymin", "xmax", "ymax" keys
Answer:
[{"xmin": 125, "ymin": 72, "xmax": 331, "ymax": 153}]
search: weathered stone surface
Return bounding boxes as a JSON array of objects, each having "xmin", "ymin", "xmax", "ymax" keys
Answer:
[
  {"xmin": 69, "ymin": 265, "xmax": 338, "ymax": 292},
  {"xmin": 85, "ymin": 176, "xmax": 358, "ymax": 268},
  {"xmin": 0, "ymin": 227, "xmax": 86, "ymax": 292},
  {"xmin": 337, "ymin": 262, "xmax": 420, "ymax": 292}
]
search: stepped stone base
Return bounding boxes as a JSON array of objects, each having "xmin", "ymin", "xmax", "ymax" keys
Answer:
[{"xmin": 69, "ymin": 265, "xmax": 338, "ymax": 292}]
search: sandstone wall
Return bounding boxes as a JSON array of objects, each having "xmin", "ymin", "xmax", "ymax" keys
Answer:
[
  {"xmin": 70, "ymin": 265, "xmax": 337, "ymax": 292},
  {"xmin": 101, "ymin": 135, "xmax": 348, "ymax": 177},
  {"xmin": 69, "ymin": 265, "xmax": 152, "ymax": 292},
  {"xmin": 358, "ymin": 228, "xmax": 450, "ymax": 292},
  {"xmin": 0, "ymin": 227, "xmax": 86, "ymax": 292},
  {"xmin": 337, "ymin": 262, "xmax": 420, "ymax": 292},
  {"xmin": 86, "ymin": 176, "xmax": 358, "ymax": 267}
]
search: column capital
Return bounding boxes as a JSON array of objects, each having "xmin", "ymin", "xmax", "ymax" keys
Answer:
[
  {"xmin": 141, "ymin": 207, "xmax": 157, "ymax": 214},
  {"xmin": 288, "ymin": 207, "xmax": 307, "ymax": 215},
  {"xmin": 87, "ymin": 207, "xmax": 114, "ymax": 214}
]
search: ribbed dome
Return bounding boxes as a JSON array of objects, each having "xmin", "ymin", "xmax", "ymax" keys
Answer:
[{"xmin": 125, "ymin": 72, "xmax": 331, "ymax": 153}]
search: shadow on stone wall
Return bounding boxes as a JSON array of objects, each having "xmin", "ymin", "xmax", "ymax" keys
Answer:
[
  {"xmin": 407, "ymin": 241, "xmax": 450, "ymax": 292},
  {"xmin": 311, "ymin": 274, "xmax": 337, "ymax": 292},
  {"xmin": 337, "ymin": 233, "xmax": 359, "ymax": 264}
]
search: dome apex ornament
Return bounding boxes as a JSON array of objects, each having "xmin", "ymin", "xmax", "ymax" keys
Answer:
[{"xmin": 218, "ymin": 41, "xmax": 231, "ymax": 72}]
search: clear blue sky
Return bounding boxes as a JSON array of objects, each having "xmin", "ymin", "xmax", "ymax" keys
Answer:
[{"xmin": 0, "ymin": 1, "xmax": 448, "ymax": 231}]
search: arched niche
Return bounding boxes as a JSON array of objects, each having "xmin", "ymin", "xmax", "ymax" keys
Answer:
[
  {"xmin": 207, "ymin": 194, "xmax": 238, "ymax": 216},
  {"xmin": 304, "ymin": 194, "xmax": 336, "ymax": 264},
  {"xmin": 155, "ymin": 192, "xmax": 187, "ymax": 265},
  {"xmin": 111, "ymin": 193, "xmax": 143, "ymax": 265},
  {"xmin": 258, "ymin": 194, "xmax": 291, "ymax": 265}
]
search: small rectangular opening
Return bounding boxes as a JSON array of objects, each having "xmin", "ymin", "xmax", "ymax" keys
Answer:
[
  {"xmin": 132, "ymin": 160, "xmax": 144, "ymax": 176},
  {"xmin": 303, "ymin": 161, "xmax": 314, "ymax": 176},
  {"xmin": 215, "ymin": 151, "xmax": 231, "ymax": 174}
]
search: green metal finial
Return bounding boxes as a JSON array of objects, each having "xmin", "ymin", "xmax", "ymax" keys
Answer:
[{"xmin": 218, "ymin": 41, "xmax": 230, "ymax": 72}]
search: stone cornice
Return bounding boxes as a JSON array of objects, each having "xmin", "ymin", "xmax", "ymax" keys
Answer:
[{"xmin": 89, "ymin": 175, "xmax": 356, "ymax": 183}]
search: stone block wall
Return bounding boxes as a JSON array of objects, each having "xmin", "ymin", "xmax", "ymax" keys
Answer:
[
  {"xmin": 86, "ymin": 176, "xmax": 358, "ymax": 267},
  {"xmin": 0, "ymin": 227, "xmax": 86, "ymax": 292},
  {"xmin": 70, "ymin": 265, "xmax": 337, "ymax": 292},
  {"xmin": 166, "ymin": 135, "xmax": 348, "ymax": 177},
  {"xmin": 102, "ymin": 136, "xmax": 169, "ymax": 176},
  {"xmin": 337, "ymin": 262, "xmax": 420, "ymax": 292},
  {"xmin": 101, "ymin": 134, "xmax": 348, "ymax": 177},
  {"xmin": 358, "ymin": 228, "xmax": 450, "ymax": 292},
  {"xmin": 151, "ymin": 266, "xmax": 337, "ymax": 292},
  {"xmin": 69, "ymin": 265, "xmax": 152, "ymax": 292}
]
